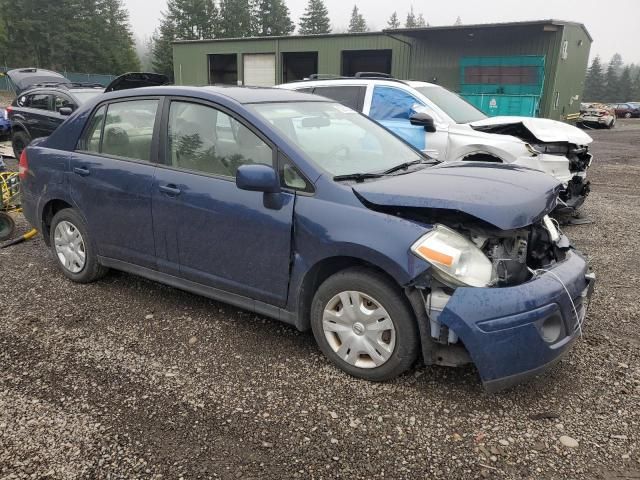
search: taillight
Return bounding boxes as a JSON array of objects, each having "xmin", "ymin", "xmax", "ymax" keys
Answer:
[
  {"xmin": 5, "ymin": 106, "xmax": 12, "ymax": 114},
  {"xmin": 18, "ymin": 150, "xmax": 28, "ymax": 180}
]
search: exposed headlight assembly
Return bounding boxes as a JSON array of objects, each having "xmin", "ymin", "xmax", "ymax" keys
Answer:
[{"xmin": 411, "ymin": 225, "xmax": 493, "ymax": 288}]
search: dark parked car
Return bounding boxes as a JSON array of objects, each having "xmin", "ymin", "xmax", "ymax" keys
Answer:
[
  {"xmin": 19, "ymin": 85, "xmax": 595, "ymax": 391},
  {"xmin": 0, "ymin": 107, "xmax": 11, "ymax": 140},
  {"xmin": 611, "ymin": 102, "xmax": 640, "ymax": 118},
  {"xmin": 6, "ymin": 68, "xmax": 169, "ymax": 158}
]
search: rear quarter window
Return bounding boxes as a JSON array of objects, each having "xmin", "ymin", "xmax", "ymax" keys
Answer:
[{"xmin": 311, "ymin": 86, "xmax": 366, "ymax": 112}]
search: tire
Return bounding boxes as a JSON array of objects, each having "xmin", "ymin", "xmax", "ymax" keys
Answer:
[
  {"xmin": 0, "ymin": 212, "xmax": 15, "ymax": 241},
  {"xmin": 49, "ymin": 208, "xmax": 108, "ymax": 283},
  {"xmin": 11, "ymin": 130, "xmax": 31, "ymax": 159},
  {"xmin": 310, "ymin": 267, "xmax": 419, "ymax": 381},
  {"xmin": 624, "ymin": 112, "xmax": 632, "ymax": 118},
  {"xmin": 607, "ymin": 119, "xmax": 615, "ymax": 129}
]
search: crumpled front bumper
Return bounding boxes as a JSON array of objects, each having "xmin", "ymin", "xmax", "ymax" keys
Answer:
[
  {"xmin": 557, "ymin": 174, "xmax": 591, "ymax": 212},
  {"xmin": 436, "ymin": 250, "xmax": 595, "ymax": 392}
]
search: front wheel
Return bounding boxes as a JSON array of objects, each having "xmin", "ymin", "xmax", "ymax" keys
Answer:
[
  {"xmin": 49, "ymin": 208, "xmax": 108, "ymax": 283},
  {"xmin": 310, "ymin": 267, "xmax": 419, "ymax": 381},
  {"xmin": 624, "ymin": 112, "xmax": 632, "ymax": 118}
]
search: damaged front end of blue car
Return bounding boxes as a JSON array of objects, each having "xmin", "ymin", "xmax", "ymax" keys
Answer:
[{"xmin": 354, "ymin": 163, "xmax": 596, "ymax": 391}]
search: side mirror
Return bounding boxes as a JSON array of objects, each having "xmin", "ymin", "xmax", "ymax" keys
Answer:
[
  {"xmin": 58, "ymin": 107, "xmax": 73, "ymax": 116},
  {"xmin": 236, "ymin": 164, "xmax": 280, "ymax": 194},
  {"xmin": 409, "ymin": 112, "xmax": 436, "ymax": 133}
]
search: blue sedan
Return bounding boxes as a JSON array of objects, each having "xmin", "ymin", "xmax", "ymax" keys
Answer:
[{"xmin": 19, "ymin": 85, "xmax": 594, "ymax": 391}]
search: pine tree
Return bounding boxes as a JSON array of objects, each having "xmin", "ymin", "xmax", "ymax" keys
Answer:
[
  {"xmin": 387, "ymin": 12, "xmax": 400, "ymax": 29},
  {"xmin": 99, "ymin": 0, "xmax": 141, "ymax": 73},
  {"xmin": 583, "ymin": 55, "xmax": 605, "ymax": 101},
  {"xmin": 605, "ymin": 54, "xmax": 624, "ymax": 102},
  {"xmin": 151, "ymin": 18, "xmax": 176, "ymax": 79},
  {"xmin": 169, "ymin": 0, "xmax": 218, "ymax": 40},
  {"xmin": 416, "ymin": 13, "xmax": 426, "ymax": 27},
  {"xmin": 299, "ymin": 0, "xmax": 331, "ymax": 35},
  {"xmin": 633, "ymin": 72, "xmax": 640, "ymax": 100},
  {"xmin": 219, "ymin": 0, "xmax": 254, "ymax": 38},
  {"xmin": 618, "ymin": 66, "xmax": 633, "ymax": 101},
  {"xmin": 254, "ymin": 0, "xmax": 295, "ymax": 36},
  {"xmin": 454, "ymin": 16, "xmax": 462, "ymax": 26},
  {"xmin": 405, "ymin": 7, "xmax": 416, "ymax": 28},
  {"xmin": 348, "ymin": 5, "xmax": 367, "ymax": 33},
  {"xmin": 151, "ymin": 0, "xmax": 219, "ymax": 80}
]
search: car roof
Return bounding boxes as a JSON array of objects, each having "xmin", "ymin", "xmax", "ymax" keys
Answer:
[
  {"xmin": 280, "ymin": 78, "xmax": 437, "ymax": 90},
  {"xmin": 102, "ymin": 85, "xmax": 331, "ymax": 104}
]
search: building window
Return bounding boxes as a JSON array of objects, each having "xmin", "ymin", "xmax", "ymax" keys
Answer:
[
  {"xmin": 341, "ymin": 50, "xmax": 392, "ymax": 77},
  {"xmin": 208, "ymin": 54, "xmax": 238, "ymax": 85}
]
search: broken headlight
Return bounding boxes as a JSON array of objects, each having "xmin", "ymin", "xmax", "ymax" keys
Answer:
[{"xmin": 411, "ymin": 225, "xmax": 493, "ymax": 288}]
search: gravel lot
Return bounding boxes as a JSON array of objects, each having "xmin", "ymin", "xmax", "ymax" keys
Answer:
[{"xmin": 1, "ymin": 120, "xmax": 639, "ymax": 479}]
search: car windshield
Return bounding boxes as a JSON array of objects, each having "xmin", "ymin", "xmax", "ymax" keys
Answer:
[
  {"xmin": 72, "ymin": 90, "xmax": 104, "ymax": 104},
  {"xmin": 250, "ymin": 102, "xmax": 422, "ymax": 177},
  {"xmin": 414, "ymin": 85, "xmax": 488, "ymax": 124}
]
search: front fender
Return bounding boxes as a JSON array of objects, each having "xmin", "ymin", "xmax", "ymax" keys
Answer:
[{"xmin": 286, "ymin": 194, "xmax": 432, "ymax": 320}]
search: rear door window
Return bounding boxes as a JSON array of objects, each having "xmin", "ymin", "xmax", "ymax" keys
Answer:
[
  {"xmin": 27, "ymin": 94, "xmax": 52, "ymax": 111},
  {"xmin": 312, "ymin": 86, "xmax": 366, "ymax": 111},
  {"xmin": 102, "ymin": 100, "xmax": 159, "ymax": 161},
  {"xmin": 77, "ymin": 100, "xmax": 159, "ymax": 161}
]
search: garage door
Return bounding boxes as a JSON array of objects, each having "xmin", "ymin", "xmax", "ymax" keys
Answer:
[{"xmin": 243, "ymin": 54, "xmax": 276, "ymax": 87}]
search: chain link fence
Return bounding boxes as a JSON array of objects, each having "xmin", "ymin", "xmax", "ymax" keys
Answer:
[{"xmin": 0, "ymin": 66, "xmax": 117, "ymax": 92}]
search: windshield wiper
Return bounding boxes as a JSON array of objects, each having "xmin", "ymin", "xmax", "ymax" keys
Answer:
[
  {"xmin": 382, "ymin": 158, "xmax": 435, "ymax": 175},
  {"xmin": 333, "ymin": 172, "xmax": 385, "ymax": 182}
]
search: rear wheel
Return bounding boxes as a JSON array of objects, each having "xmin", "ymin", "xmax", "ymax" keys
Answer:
[
  {"xmin": 11, "ymin": 130, "xmax": 30, "ymax": 159},
  {"xmin": 0, "ymin": 212, "xmax": 15, "ymax": 241},
  {"xmin": 310, "ymin": 267, "xmax": 419, "ymax": 381},
  {"xmin": 49, "ymin": 208, "xmax": 107, "ymax": 283},
  {"xmin": 624, "ymin": 112, "xmax": 632, "ymax": 118}
]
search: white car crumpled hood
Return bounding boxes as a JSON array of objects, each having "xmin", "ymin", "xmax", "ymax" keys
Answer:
[{"xmin": 469, "ymin": 116, "xmax": 593, "ymax": 146}]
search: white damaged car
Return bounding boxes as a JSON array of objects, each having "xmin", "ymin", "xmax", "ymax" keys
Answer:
[{"xmin": 278, "ymin": 77, "xmax": 593, "ymax": 212}]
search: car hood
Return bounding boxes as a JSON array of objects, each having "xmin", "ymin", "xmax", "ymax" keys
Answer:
[
  {"xmin": 6, "ymin": 68, "xmax": 70, "ymax": 94},
  {"xmin": 104, "ymin": 72, "xmax": 170, "ymax": 92},
  {"xmin": 469, "ymin": 116, "xmax": 592, "ymax": 145},
  {"xmin": 352, "ymin": 162, "xmax": 561, "ymax": 231}
]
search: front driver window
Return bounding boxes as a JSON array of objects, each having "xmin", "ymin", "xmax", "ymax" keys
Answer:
[
  {"xmin": 369, "ymin": 86, "xmax": 424, "ymax": 121},
  {"xmin": 168, "ymin": 101, "xmax": 272, "ymax": 177}
]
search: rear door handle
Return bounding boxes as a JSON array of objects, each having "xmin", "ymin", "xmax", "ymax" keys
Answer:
[
  {"xmin": 73, "ymin": 167, "xmax": 90, "ymax": 177},
  {"xmin": 159, "ymin": 184, "xmax": 181, "ymax": 196}
]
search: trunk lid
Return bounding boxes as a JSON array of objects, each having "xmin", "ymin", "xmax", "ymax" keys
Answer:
[
  {"xmin": 104, "ymin": 72, "xmax": 170, "ymax": 93},
  {"xmin": 6, "ymin": 68, "xmax": 70, "ymax": 94}
]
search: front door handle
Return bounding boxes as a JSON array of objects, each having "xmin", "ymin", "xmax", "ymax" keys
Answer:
[
  {"xmin": 159, "ymin": 184, "xmax": 181, "ymax": 196},
  {"xmin": 73, "ymin": 167, "xmax": 90, "ymax": 177}
]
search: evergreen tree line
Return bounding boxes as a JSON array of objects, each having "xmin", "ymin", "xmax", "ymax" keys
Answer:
[
  {"xmin": 0, "ymin": 0, "xmax": 140, "ymax": 75},
  {"xmin": 152, "ymin": 0, "xmax": 433, "ymax": 79},
  {"xmin": 583, "ymin": 54, "xmax": 640, "ymax": 103}
]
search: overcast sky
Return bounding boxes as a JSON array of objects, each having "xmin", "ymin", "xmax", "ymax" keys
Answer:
[{"xmin": 126, "ymin": 0, "xmax": 640, "ymax": 64}]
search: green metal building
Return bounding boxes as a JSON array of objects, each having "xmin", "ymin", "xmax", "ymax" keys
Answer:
[{"xmin": 172, "ymin": 20, "xmax": 592, "ymax": 120}]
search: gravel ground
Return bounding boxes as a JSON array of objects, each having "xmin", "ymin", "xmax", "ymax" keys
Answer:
[{"xmin": 1, "ymin": 121, "xmax": 639, "ymax": 479}]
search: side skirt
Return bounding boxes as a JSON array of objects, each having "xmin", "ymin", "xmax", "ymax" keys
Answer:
[{"xmin": 98, "ymin": 256, "xmax": 299, "ymax": 327}]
